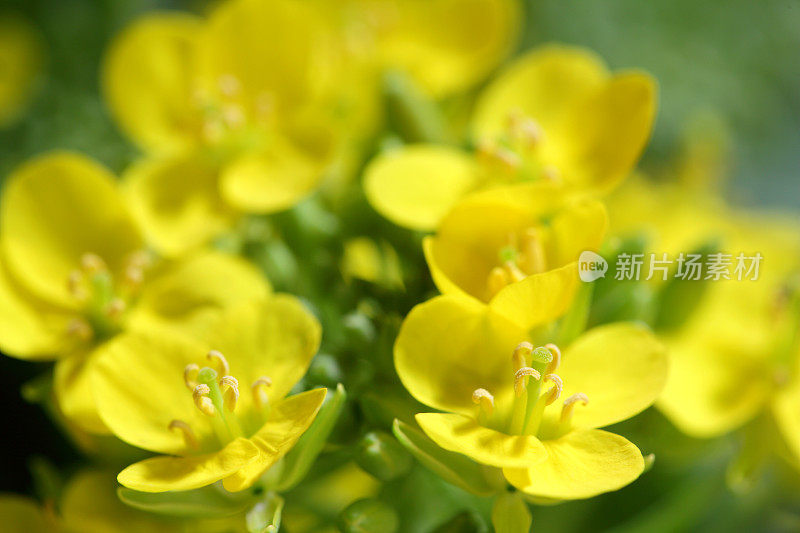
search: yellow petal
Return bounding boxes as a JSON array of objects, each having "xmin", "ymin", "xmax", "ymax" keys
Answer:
[
  {"xmin": 0, "ymin": 152, "xmax": 143, "ymax": 308},
  {"xmin": 92, "ymin": 331, "xmax": 218, "ymax": 455},
  {"xmin": 553, "ymin": 72, "xmax": 657, "ymax": 192},
  {"xmin": 118, "ymin": 437, "xmax": 260, "ymax": 493},
  {"xmin": 773, "ymin": 382, "xmax": 800, "ymax": 464},
  {"xmin": 54, "ymin": 351, "xmax": 110, "ymax": 435},
  {"xmin": 657, "ymin": 316, "xmax": 772, "ymax": 438},
  {"xmin": 472, "ymin": 44, "xmax": 608, "ymax": 139},
  {"xmin": 219, "ymin": 137, "xmax": 324, "ymax": 214},
  {"xmin": 0, "ymin": 494, "xmax": 50, "ymax": 533},
  {"xmin": 556, "ymin": 323, "xmax": 668, "ymax": 429},
  {"xmin": 368, "ymin": 0, "xmax": 520, "ymax": 98},
  {"xmin": 549, "ymin": 198, "xmax": 608, "ymax": 266},
  {"xmin": 394, "ymin": 295, "xmax": 527, "ymax": 415},
  {"xmin": 489, "ymin": 263, "xmax": 579, "ymax": 330},
  {"xmin": 0, "ymin": 16, "xmax": 44, "ymax": 128},
  {"xmin": 123, "ymin": 153, "xmax": 235, "ymax": 256},
  {"xmin": 504, "ymin": 429, "xmax": 644, "ymax": 500},
  {"xmin": 416, "ymin": 412, "xmax": 546, "ymax": 469},
  {"xmin": 129, "ymin": 250, "xmax": 271, "ymax": 335},
  {"xmin": 0, "ymin": 260, "xmax": 69, "ymax": 359},
  {"xmin": 102, "ymin": 13, "xmax": 203, "ymax": 152},
  {"xmin": 203, "ymin": 296, "xmax": 322, "ymax": 402},
  {"xmin": 222, "ymin": 388, "xmax": 327, "ymax": 491},
  {"xmin": 364, "ymin": 145, "xmax": 478, "ymax": 230}
]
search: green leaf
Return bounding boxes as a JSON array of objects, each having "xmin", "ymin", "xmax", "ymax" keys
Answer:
[
  {"xmin": 392, "ymin": 419, "xmax": 505, "ymax": 497},
  {"xmin": 274, "ymin": 383, "xmax": 347, "ymax": 491},
  {"xmin": 117, "ymin": 484, "xmax": 252, "ymax": 518},
  {"xmin": 491, "ymin": 492, "xmax": 532, "ymax": 533}
]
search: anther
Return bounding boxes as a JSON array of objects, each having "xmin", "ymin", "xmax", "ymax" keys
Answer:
[
  {"xmin": 193, "ymin": 384, "xmax": 216, "ymax": 416},
  {"xmin": 207, "ymin": 350, "xmax": 230, "ymax": 376},
  {"xmin": 542, "ymin": 374, "xmax": 563, "ymax": 405},
  {"xmin": 471, "ymin": 388, "xmax": 495, "ymax": 415},
  {"xmin": 80, "ymin": 253, "xmax": 107, "ymax": 274},
  {"xmin": 184, "ymin": 364, "xmax": 200, "ymax": 390},
  {"xmin": 67, "ymin": 270, "xmax": 86, "ymax": 300},
  {"xmin": 542, "ymin": 165, "xmax": 561, "ymax": 183},
  {"xmin": 544, "ymin": 343, "xmax": 561, "ymax": 375},
  {"xmin": 220, "ymin": 375, "xmax": 239, "ymax": 411},
  {"xmin": 66, "ymin": 318, "xmax": 92, "ymax": 340},
  {"xmin": 488, "ymin": 267, "xmax": 510, "ymax": 296},
  {"xmin": 504, "ymin": 261, "xmax": 527, "ymax": 282},
  {"xmin": 252, "ymin": 376, "xmax": 272, "ymax": 407},
  {"xmin": 218, "ymin": 74, "xmax": 240, "ymax": 97},
  {"xmin": 514, "ymin": 367, "xmax": 541, "ymax": 397},
  {"xmin": 169, "ymin": 419, "xmax": 199, "ymax": 449},
  {"xmin": 520, "ymin": 119, "xmax": 543, "ymax": 147},
  {"xmin": 105, "ymin": 298, "xmax": 126, "ymax": 319},
  {"xmin": 520, "ymin": 228, "xmax": 546, "ymax": 274},
  {"xmin": 512, "ymin": 342, "xmax": 533, "ymax": 371},
  {"xmin": 494, "ymin": 148, "xmax": 522, "ymax": 172},
  {"xmin": 560, "ymin": 393, "xmax": 589, "ymax": 422}
]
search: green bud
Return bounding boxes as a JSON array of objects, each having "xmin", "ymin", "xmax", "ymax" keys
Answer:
[
  {"xmin": 343, "ymin": 312, "xmax": 376, "ymax": 347},
  {"xmin": 306, "ymin": 353, "xmax": 343, "ymax": 387},
  {"xmin": 355, "ymin": 431, "xmax": 414, "ymax": 481},
  {"xmin": 338, "ymin": 498, "xmax": 398, "ymax": 533},
  {"xmin": 117, "ymin": 485, "xmax": 252, "ymax": 518}
]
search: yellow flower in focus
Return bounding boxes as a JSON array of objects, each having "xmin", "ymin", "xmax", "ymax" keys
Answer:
[
  {"xmin": 365, "ymin": 45, "xmax": 656, "ymax": 230},
  {"xmin": 103, "ymin": 0, "xmax": 363, "ymax": 255},
  {"xmin": 92, "ymin": 298, "xmax": 326, "ymax": 493},
  {"xmin": 0, "ymin": 15, "xmax": 44, "ymax": 128},
  {"xmin": 0, "ymin": 152, "xmax": 270, "ymax": 434},
  {"xmin": 330, "ymin": 0, "xmax": 520, "ymax": 99},
  {"xmin": 395, "ymin": 295, "xmax": 667, "ymax": 500},
  {"xmin": 424, "ymin": 182, "xmax": 607, "ymax": 329}
]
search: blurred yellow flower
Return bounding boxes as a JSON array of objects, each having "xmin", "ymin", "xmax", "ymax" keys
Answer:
[
  {"xmin": 365, "ymin": 44, "xmax": 656, "ymax": 230},
  {"xmin": 0, "ymin": 151, "xmax": 270, "ymax": 433},
  {"xmin": 395, "ymin": 295, "xmax": 667, "ymax": 499},
  {"xmin": 341, "ymin": 237, "xmax": 404, "ymax": 290},
  {"xmin": 0, "ymin": 15, "xmax": 44, "ymax": 128},
  {"xmin": 93, "ymin": 298, "xmax": 326, "ymax": 493},
  {"xmin": 327, "ymin": 0, "xmax": 520, "ymax": 99},
  {"xmin": 423, "ymin": 182, "xmax": 607, "ymax": 329},
  {"xmin": 103, "ymin": 0, "xmax": 364, "ymax": 255}
]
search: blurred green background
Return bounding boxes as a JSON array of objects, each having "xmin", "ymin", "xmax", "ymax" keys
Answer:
[{"xmin": 1, "ymin": 0, "xmax": 799, "ymax": 208}]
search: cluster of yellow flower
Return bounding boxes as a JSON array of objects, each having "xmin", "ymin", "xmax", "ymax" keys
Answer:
[{"xmin": 0, "ymin": 0, "xmax": 798, "ymax": 531}]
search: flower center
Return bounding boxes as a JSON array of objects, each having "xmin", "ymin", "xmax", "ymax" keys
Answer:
[
  {"xmin": 487, "ymin": 228, "xmax": 549, "ymax": 298},
  {"xmin": 471, "ymin": 342, "xmax": 589, "ymax": 439},
  {"xmin": 171, "ymin": 350, "xmax": 273, "ymax": 450},
  {"xmin": 475, "ymin": 109, "xmax": 560, "ymax": 187},
  {"xmin": 65, "ymin": 251, "xmax": 152, "ymax": 342}
]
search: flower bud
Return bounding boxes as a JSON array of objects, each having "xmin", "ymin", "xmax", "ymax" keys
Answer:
[
  {"xmin": 355, "ymin": 431, "xmax": 413, "ymax": 482},
  {"xmin": 338, "ymin": 498, "xmax": 398, "ymax": 533}
]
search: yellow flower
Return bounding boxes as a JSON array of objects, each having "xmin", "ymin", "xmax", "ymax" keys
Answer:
[
  {"xmin": 394, "ymin": 294, "xmax": 667, "ymax": 500},
  {"xmin": 0, "ymin": 151, "xmax": 270, "ymax": 433},
  {"xmin": 327, "ymin": 0, "xmax": 520, "ymax": 99},
  {"xmin": 365, "ymin": 44, "xmax": 656, "ymax": 230},
  {"xmin": 92, "ymin": 298, "xmax": 326, "ymax": 493},
  {"xmin": 103, "ymin": 0, "xmax": 360, "ymax": 255},
  {"xmin": 341, "ymin": 237, "xmax": 404, "ymax": 290},
  {"xmin": 0, "ymin": 15, "xmax": 44, "ymax": 128},
  {"xmin": 423, "ymin": 182, "xmax": 607, "ymax": 329}
]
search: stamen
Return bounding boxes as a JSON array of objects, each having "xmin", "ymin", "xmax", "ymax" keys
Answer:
[
  {"xmin": 488, "ymin": 267, "xmax": 511, "ymax": 296},
  {"xmin": 512, "ymin": 342, "xmax": 533, "ymax": 371},
  {"xmin": 494, "ymin": 148, "xmax": 522, "ymax": 172},
  {"xmin": 222, "ymin": 105, "xmax": 244, "ymax": 128},
  {"xmin": 80, "ymin": 253, "xmax": 107, "ymax": 274},
  {"xmin": 542, "ymin": 374, "xmax": 562, "ymax": 405},
  {"xmin": 67, "ymin": 270, "xmax": 86, "ymax": 300},
  {"xmin": 169, "ymin": 419, "xmax": 199, "ymax": 449},
  {"xmin": 514, "ymin": 367, "xmax": 541, "ymax": 397},
  {"xmin": 544, "ymin": 343, "xmax": 561, "ymax": 375},
  {"xmin": 193, "ymin": 384, "xmax": 216, "ymax": 416},
  {"xmin": 519, "ymin": 228, "xmax": 546, "ymax": 274},
  {"xmin": 252, "ymin": 376, "xmax": 272, "ymax": 407},
  {"xmin": 542, "ymin": 165, "xmax": 561, "ymax": 183},
  {"xmin": 105, "ymin": 298, "xmax": 126, "ymax": 319},
  {"xmin": 124, "ymin": 265, "xmax": 144, "ymax": 286},
  {"xmin": 206, "ymin": 350, "xmax": 230, "ymax": 376},
  {"xmin": 66, "ymin": 318, "xmax": 92, "ymax": 340},
  {"xmin": 218, "ymin": 74, "xmax": 240, "ymax": 97},
  {"xmin": 471, "ymin": 388, "xmax": 495, "ymax": 416},
  {"xmin": 520, "ymin": 119, "xmax": 543, "ymax": 147},
  {"xmin": 184, "ymin": 364, "xmax": 200, "ymax": 390},
  {"xmin": 504, "ymin": 261, "xmax": 527, "ymax": 283},
  {"xmin": 220, "ymin": 375, "xmax": 239, "ymax": 411},
  {"xmin": 560, "ymin": 393, "xmax": 589, "ymax": 423}
]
